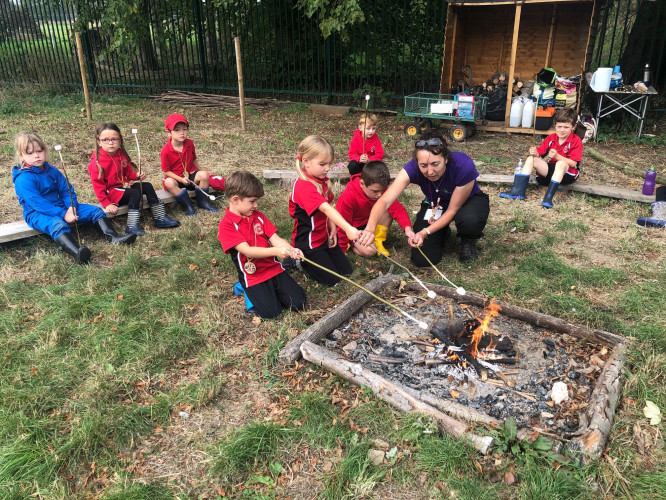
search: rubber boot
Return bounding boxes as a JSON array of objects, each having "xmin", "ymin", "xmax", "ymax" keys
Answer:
[
  {"xmin": 94, "ymin": 218, "xmax": 137, "ymax": 245},
  {"xmin": 637, "ymin": 201, "xmax": 666, "ymax": 228},
  {"xmin": 374, "ymin": 224, "xmax": 390, "ymax": 256},
  {"xmin": 56, "ymin": 232, "xmax": 91, "ymax": 264},
  {"xmin": 125, "ymin": 208, "xmax": 145, "ymax": 235},
  {"xmin": 541, "ymin": 180, "xmax": 560, "ymax": 209},
  {"xmin": 196, "ymin": 188, "xmax": 218, "ymax": 213},
  {"xmin": 460, "ymin": 239, "xmax": 479, "ymax": 262},
  {"xmin": 499, "ymin": 174, "xmax": 530, "ymax": 200},
  {"xmin": 150, "ymin": 202, "xmax": 180, "ymax": 229},
  {"xmin": 175, "ymin": 189, "xmax": 196, "ymax": 216}
]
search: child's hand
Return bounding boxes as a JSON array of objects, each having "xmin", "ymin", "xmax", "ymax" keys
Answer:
[
  {"xmin": 138, "ymin": 172, "xmax": 147, "ymax": 181},
  {"xmin": 548, "ymin": 149, "xmax": 558, "ymax": 161},
  {"xmin": 345, "ymin": 227, "xmax": 360, "ymax": 244},
  {"xmin": 105, "ymin": 204, "xmax": 119, "ymax": 215},
  {"xmin": 64, "ymin": 207, "xmax": 78, "ymax": 223},
  {"xmin": 404, "ymin": 227, "xmax": 416, "ymax": 241},
  {"xmin": 328, "ymin": 232, "xmax": 338, "ymax": 248},
  {"xmin": 409, "ymin": 230, "xmax": 425, "ymax": 248},
  {"xmin": 529, "ymin": 146, "xmax": 537, "ymax": 156},
  {"xmin": 360, "ymin": 154, "xmax": 369, "ymax": 163},
  {"xmin": 182, "ymin": 176, "xmax": 191, "ymax": 185}
]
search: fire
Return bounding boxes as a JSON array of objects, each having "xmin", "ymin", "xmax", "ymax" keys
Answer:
[{"xmin": 468, "ymin": 299, "xmax": 502, "ymax": 359}]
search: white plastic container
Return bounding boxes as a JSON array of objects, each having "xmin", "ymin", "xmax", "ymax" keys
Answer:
[
  {"xmin": 509, "ymin": 98, "xmax": 525, "ymax": 127},
  {"xmin": 521, "ymin": 99, "xmax": 535, "ymax": 128},
  {"xmin": 590, "ymin": 67, "xmax": 612, "ymax": 92}
]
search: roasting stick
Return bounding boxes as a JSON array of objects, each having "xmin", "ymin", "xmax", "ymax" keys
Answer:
[
  {"xmin": 54, "ymin": 145, "xmax": 81, "ymax": 246},
  {"xmin": 131, "ymin": 129, "xmax": 144, "ymax": 211},
  {"xmin": 361, "ymin": 94, "xmax": 370, "ymax": 153},
  {"xmin": 416, "ymin": 247, "xmax": 466, "ymax": 295},
  {"xmin": 373, "ymin": 246, "xmax": 437, "ymax": 299},
  {"xmin": 299, "ymin": 255, "xmax": 429, "ymax": 330}
]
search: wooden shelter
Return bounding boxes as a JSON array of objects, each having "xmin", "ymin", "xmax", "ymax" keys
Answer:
[{"xmin": 439, "ymin": 0, "xmax": 600, "ymax": 134}]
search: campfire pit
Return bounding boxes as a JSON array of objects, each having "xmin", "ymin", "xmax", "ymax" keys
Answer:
[{"xmin": 280, "ymin": 274, "xmax": 628, "ymax": 462}]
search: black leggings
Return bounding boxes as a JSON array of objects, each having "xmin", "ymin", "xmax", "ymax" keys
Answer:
[
  {"xmin": 657, "ymin": 186, "xmax": 666, "ymax": 202},
  {"xmin": 411, "ymin": 192, "xmax": 490, "ymax": 267},
  {"xmin": 244, "ymin": 272, "xmax": 306, "ymax": 319},
  {"xmin": 302, "ymin": 242, "xmax": 352, "ymax": 286},
  {"xmin": 117, "ymin": 183, "xmax": 159, "ymax": 209}
]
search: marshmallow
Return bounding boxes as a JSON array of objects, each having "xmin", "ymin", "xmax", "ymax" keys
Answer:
[
  {"xmin": 456, "ymin": 287, "xmax": 466, "ymax": 296},
  {"xmin": 54, "ymin": 145, "xmax": 62, "ymax": 151},
  {"xmin": 418, "ymin": 321, "xmax": 428, "ymax": 330},
  {"xmin": 131, "ymin": 128, "xmax": 138, "ymax": 134},
  {"xmin": 427, "ymin": 290, "xmax": 437, "ymax": 299}
]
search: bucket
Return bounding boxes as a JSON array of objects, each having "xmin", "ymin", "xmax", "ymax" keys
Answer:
[{"xmin": 590, "ymin": 67, "xmax": 612, "ymax": 92}]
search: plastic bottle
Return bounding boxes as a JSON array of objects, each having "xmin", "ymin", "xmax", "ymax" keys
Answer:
[
  {"xmin": 643, "ymin": 63, "xmax": 652, "ymax": 88},
  {"xmin": 610, "ymin": 65, "xmax": 623, "ymax": 90},
  {"xmin": 521, "ymin": 99, "xmax": 535, "ymax": 128},
  {"xmin": 515, "ymin": 159, "xmax": 523, "ymax": 175},
  {"xmin": 642, "ymin": 167, "xmax": 657, "ymax": 196},
  {"xmin": 509, "ymin": 98, "xmax": 524, "ymax": 127}
]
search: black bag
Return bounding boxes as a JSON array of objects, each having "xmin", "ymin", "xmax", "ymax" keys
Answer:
[{"xmin": 485, "ymin": 86, "xmax": 507, "ymax": 121}]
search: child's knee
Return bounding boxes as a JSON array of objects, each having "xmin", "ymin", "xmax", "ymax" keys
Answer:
[
  {"xmin": 196, "ymin": 170, "xmax": 210, "ymax": 180},
  {"xmin": 554, "ymin": 160, "xmax": 568, "ymax": 172}
]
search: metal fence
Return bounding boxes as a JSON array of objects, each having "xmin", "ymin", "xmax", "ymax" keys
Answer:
[{"xmin": 0, "ymin": 1, "xmax": 663, "ymax": 106}]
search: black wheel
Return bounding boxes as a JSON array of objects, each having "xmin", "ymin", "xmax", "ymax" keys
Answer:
[
  {"xmin": 449, "ymin": 123, "xmax": 468, "ymax": 142},
  {"xmin": 418, "ymin": 118, "xmax": 433, "ymax": 132},
  {"xmin": 404, "ymin": 122, "xmax": 419, "ymax": 137},
  {"xmin": 468, "ymin": 123, "xmax": 477, "ymax": 137}
]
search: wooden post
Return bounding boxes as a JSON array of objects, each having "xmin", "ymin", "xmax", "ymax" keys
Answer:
[
  {"xmin": 544, "ymin": 4, "xmax": 558, "ymax": 68},
  {"xmin": 74, "ymin": 32, "xmax": 92, "ymax": 122},
  {"xmin": 234, "ymin": 36, "xmax": 247, "ymax": 131},
  {"xmin": 504, "ymin": 4, "xmax": 522, "ymax": 125},
  {"xmin": 446, "ymin": 8, "xmax": 458, "ymax": 94}
]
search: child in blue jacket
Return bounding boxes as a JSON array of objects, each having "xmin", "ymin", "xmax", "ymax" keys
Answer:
[{"xmin": 11, "ymin": 132, "xmax": 136, "ymax": 264}]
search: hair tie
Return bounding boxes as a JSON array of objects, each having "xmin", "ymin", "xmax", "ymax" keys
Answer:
[{"xmin": 296, "ymin": 156, "xmax": 301, "ymax": 161}]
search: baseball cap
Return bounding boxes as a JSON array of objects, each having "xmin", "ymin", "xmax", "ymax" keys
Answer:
[{"xmin": 165, "ymin": 113, "xmax": 189, "ymax": 131}]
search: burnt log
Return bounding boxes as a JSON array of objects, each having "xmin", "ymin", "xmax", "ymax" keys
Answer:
[
  {"xmin": 300, "ymin": 341, "xmax": 494, "ymax": 454},
  {"xmin": 279, "ymin": 273, "xmax": 401, "ymax": 364}
]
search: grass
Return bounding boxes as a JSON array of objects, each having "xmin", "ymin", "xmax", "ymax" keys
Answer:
[{"xmin": 0, "ymin": 85, "xmax": 664, "ymax": 498}]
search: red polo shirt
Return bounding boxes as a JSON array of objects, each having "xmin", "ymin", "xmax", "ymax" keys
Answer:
[
  {"xmin": 218, "ymin": 207, "xmax": 283, "ymax": 287},
  {"xmin": 536, "ymin": 132, "xmax": 583, "ymax": 178},
  {"xmin": 336, "ymin": 174, "xmax": 411, "ymax": 252},
  {"xmin": 87, "ymin": 149, "xmax": 137, "ymax": 207},
  {"xmin": 160, "ymin": 138, "xmax": 198, "ymax": 177},
  {"xmin": 289, "ymin": 177, "xmax": 333, "ymax": 250}
]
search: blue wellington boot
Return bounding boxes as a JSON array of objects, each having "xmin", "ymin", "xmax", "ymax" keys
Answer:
[
  {"xmin": 499, "ymin": 174, "xmax": 530, "ymax": 200},
  {"xmin": 541, "ymin": 180, "xmax": 560, "ymax": 209},
  {"xmin": 151, "ymin": 202, "xmax": 180, "ymax": 228},
  {"xmin": 175, "ymin": 189, "xmax": 197, "ymax": 216},
  {"xmin": 637, "ymin": 201, "xmax": 666, "ymax": 228},
  {"xmin": 124, "ymin": 208, "xmax": 145, "ymax": 235}
]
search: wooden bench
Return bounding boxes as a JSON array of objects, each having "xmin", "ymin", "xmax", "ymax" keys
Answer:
[
  {"xmin": 262, "ymin": 170, "xmax": 656, "ymax": 204},
  {"xmin": 0, "ymin": 189, "xmax": 189, "ymax": 244}
]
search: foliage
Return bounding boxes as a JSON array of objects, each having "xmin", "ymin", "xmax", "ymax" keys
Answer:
[
  {"xmin": 296, "ymin": 0, "xmax": 365, "ymax": 38},
  {"xmin": 493, "ymin": 418, "xmax": 554, "ymax": 465}
]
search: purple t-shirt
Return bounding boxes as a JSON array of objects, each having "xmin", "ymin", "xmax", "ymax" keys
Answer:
[{"xmin": 403, "ymin": 151, "xmax": 481, "ymax": 204}]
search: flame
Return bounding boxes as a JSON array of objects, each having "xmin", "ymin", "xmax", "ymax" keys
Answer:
[{"xmin": 468, "ymin": 299, "xmax": 502, "ymax": 359}]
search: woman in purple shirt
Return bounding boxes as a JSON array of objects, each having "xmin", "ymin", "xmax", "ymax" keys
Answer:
[{"xmin": 358, "ymin": 129, "xmax": 489, "ymax": 264}]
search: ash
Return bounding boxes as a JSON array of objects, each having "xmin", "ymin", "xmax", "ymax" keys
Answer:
[{"xmin": 324, "ymin": 292, "xmax": 609, "ymax": 435}]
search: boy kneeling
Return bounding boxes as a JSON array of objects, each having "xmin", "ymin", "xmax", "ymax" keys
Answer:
[
  {"xmin": 336, "ymin": 160, "xmax": 414, "ymax": 257},
  {"xmin": 218, "ymin": 171, "xmax": 306, "ymax": 319},
  {"xmin": 501, "ymin": 107, "xmax": 582, "ymax": 208}
]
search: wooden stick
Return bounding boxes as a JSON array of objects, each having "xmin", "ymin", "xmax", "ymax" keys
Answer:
[
  {"xmin": 234, "ymin": 36, "xmax": 246, "ymax": 131},
  {"xmin": 361, "ymin": 94, "xmax": 370, "ymax": 155},
  {"xmin": 301, "ymin": 341, "xmax": 494, "ymax": 454},
  {"xmin": 279, "ymin": 274, "xmax": 400, "ymax": 364},
  {"xmin": 54, "ymin": 146, "xmax": 81, "ymax": 246},
  {"xmin": 74, "ymin": 32, "xmax": 92, "ymax": 122}
]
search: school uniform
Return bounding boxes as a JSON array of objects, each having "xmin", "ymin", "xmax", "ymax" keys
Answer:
[
  {"xmin": 347, "ymin": 129, "xmax": 385, "ymax": 176},
  {"xmin": 160, "ymin": 138, "xmax": 199, "ymax": 189},
  {"xmin": 218, "ymin": 207, "xmax": 306, "ymax": 319},
  {"xmin": 535, "ymin": 132, "xmax": 583, "ymax": 185},
  {"xmin": 289, "ymin": 176, "xmax": 352, "ymax": 286},
  {"xmin": 88, "ymin": 149, "xmax": 161, "ymax": 209},
  {"xmin": 335, "ymin": 174, "xmax": 411, "ymax": 252},
  {"xmin": 13, "ymin": 162, "xmax": 105, "ymax": 240}
]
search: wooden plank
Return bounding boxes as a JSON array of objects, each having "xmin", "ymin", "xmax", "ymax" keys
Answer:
[
  {"xmin": 504, "ymin": 4, "xmax": 522, "ymax": 126},
  {"xmin": 476, "ymin": 123, "xmax": 556, "ymax": 135}
]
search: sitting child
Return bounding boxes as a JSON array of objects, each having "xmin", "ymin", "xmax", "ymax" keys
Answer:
[
  {"xmin": 501, "ymin": 107, "xmax": 582, "ymax": 208},
  {"xmin": 161, "ymin": 113, "xmax": 225, "ymax": 215},
  {"xmin": 12, "ymin": 132, "xmax": 135, "ymax": 264},
  {"xmin": 336, "ymin": 160, "xmax": 414, "ymax": 257},
  {"xmin": 218, "ymin": 171, "xmax": 306, "ymax": 319},
  {"xmin": 347, "ymin": 113, "xmax": 385, "ymax": 176}
]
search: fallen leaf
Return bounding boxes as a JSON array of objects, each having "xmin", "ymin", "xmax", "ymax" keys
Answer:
[
  {"xmin": 30, "ymin": 368, "xmax": 38, "ymax": 375},
  {"xmin": 450, "ymin": 388, "xmax": 460, "ymax": 399},
  {"xmin": 252, "ymin": 316, "xmax": 262, "ymax": 326},
  {"xmin": 116, "ymin": 294, "xmax": 123, "ymax": 300},
  {"xmin": 643, "ymin": 400, "xmax": 661, "ymax": 425},
  {"xmin": 503, "ymin": 471, "xmax": 517, "ymax": 485},
  {"xmin": 189, "ymin": 264, "xmax": 199, "ymax": 271}
]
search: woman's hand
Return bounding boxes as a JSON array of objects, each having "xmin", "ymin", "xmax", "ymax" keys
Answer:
[
  {"xmin": 409, "ymin": 229, "xmax": 427, "ymax": 248},
  {"xmin": 356, "ymin": 229, "xmax": 375, "ymax": 247},
  {"xmin": 64, "ymin": 207, "xmax": 78, "ymax": 223},
  {"xmin": 105, "ymin": 204, "xmax": 118, "ymax": 215}
]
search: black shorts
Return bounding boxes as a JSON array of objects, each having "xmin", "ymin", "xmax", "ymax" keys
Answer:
[
  {"xmin": 176, "ymin": 171, "xmax": 199, "ymax": 190},
  {"xmin": 536, "ymin": 162, "xmax": 580, "ymax": 186}
]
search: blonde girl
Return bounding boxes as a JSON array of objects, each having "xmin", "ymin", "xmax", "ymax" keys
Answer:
[{"xmin": 288, "ymin": 135, "xmax": 360, "ymax": 285}]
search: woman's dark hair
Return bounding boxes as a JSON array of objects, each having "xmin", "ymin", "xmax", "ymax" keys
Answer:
[{"xmin": 413, "ymin": 128, "xmax": 451, "ymax": 161}]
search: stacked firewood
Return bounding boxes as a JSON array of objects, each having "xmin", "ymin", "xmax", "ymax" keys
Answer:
[
  {"xmin": 476, "ymin": 70, "xmax": 524, "ymax": 97},
  {"xmin": 155, "ymin": 90, "xmax": 274, "ymax": 110}
]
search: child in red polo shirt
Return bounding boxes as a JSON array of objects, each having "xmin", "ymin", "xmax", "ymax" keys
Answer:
[
  {"xmin": 501, "ymin": 107, "xmax": 582, "ymax": 208},
  {"xmin": 337, "ymin": 160, "xmax": 415, "ymax": 258},
  {"xmin": 218, "ymin": 171, "xmax": 306, "ymax": 319},
  {"xmin": 161, "ymin": 113, "xmax": 225, "ymax": 216},
  {"xmin": 290, "ymin": 135, "xmax": 361, "ymax": 286},
  {"xmin": 347, "ymin": 113, "xmax": 384, "ymax": 176}
]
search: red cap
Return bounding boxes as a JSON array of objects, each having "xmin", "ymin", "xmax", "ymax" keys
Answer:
[{"xmin": 165, "ymin": 113, "xmax": 188, "ymax": 131}]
